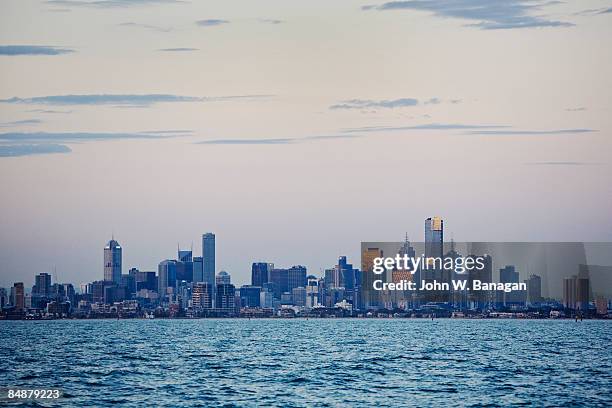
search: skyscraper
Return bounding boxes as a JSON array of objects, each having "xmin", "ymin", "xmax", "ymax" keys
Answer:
[
  {"xmin": 240, "ymin": 285, "xmax": 262, "ymax": 308},
  {"xmin": 192, "ymin": 282, "xmax": 214, "ymax": 309},
  {"xmin": 287, "ymin": 265, "xmax": 307, "ymax": 293},
  {"xmin": 158, "ymin": 259, "xmax": 178, "ymax": 297},
  {"xmin": 216, "ymin": 283, "xmax": 236, "ymax": 315},
  {"xmin": 216, "ymin": 271, "xmax": 231, "ymax": 285},
  {"xmin": 177, "ymin": 248, "xmax": 193, "ymax": 282},
  {"xmin": 269, "ymin": 268, "xmax": 289, "ymax": 299},
  {"xmin": 202, "ymin": 233, "xmax": 215, "ymax": 285},
  {"xmin": 33, "ymin": 272, "xmax": 52, "ymax": 296},
  {"xmin": 425, "ymin": 217, "xmax": 443, "ymax": 259},
  {"xmin": 192, "ymin": 256, "xmax": 203, "ymax": 283},
  {"xmin": 361, "ymin": 247, "xmax": 383, "ymax": 309},
  {"xmin": 12, "ymin": 282, "xmax": 25, "ymax": 311},
  {"xmin": 104, "ymin": 239, "xmax": 122, "ymax": 284},
  {"xmin": 525, "ymin": 274, "xmax": 542, "ymax": 304},
  {"xmin": 252, "ymin": 262, "xmax": 274, "ymax": 287},
  {"xmin": 423, "ymin": 217, "xmax": 444, "ymax": 302}
]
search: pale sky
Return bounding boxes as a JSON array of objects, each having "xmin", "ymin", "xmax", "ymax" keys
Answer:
[{"xmin": 0, "ymin": 0, "xmax": 611, "ymax": 288}]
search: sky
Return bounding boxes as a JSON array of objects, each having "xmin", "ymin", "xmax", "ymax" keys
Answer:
[{"xmin": 0, "ymin": 0, "xmax": 611, "ymax": 288}]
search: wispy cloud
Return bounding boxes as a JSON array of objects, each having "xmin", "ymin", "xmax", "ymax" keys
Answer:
[
  {"xmin": 197, "ymin": 134, "xmax": 368, "ymax": 145},
  {"xmin": 138, "ymin": 129, "xmax": 193, "ymax": 135},
  {"xmin": 0, "ymin": 45, "xmax": 75, "ymax": 56},
  {"xmin": 575, "ymin": 7, "xmax": 612, "ymax": 16},
  {"xmin": 0, "ymin": 131, "xmax": 184, "ymax": 143},
  {"xmin": 565, "ymin": 107, "xmax": 586, "ymax": 112},
  {"xmin": 0, "ymin": 130, "xmax": 189, "ymax": 158},
  {"xmin": 197, "ymin": 138, "xmax": 293, "ymax": 145},
  {"xmin": 342, "ymin": 123, "xmax": 508, "ymax": 133},
  {"xmin": 196, "ymin": 19, "xmax": 230, "ymax": 27},
  {"xmin": 363, "ymin": 0, "xmax": 573, "ymax": 30},
  {"xmin": 0, "ymin": 94, "xmax": 274, "ymax": 107},
  {"xmin": 0, "ymin": 144, "xmax": 71, "ymax": 157},
  {"xmin": 331, "ymin": 98, "xmax": 417, "ymax": 110},
  {"xmin": 158, "ymin": 47, "xmax": 199, "ymax": 52},
  {"xmin": 27, "ymin": 109, "xmax": 73, "ymax": 114},
  {"xmin": 526, "ymin": 161, "xmax": 601, "ymax": 166},
  {"xmin": 468, "ymin": 129, "xmax": 596, "ymax": 135},
  {"xmin": 119, "ymin": 22, "xmax": 172, "ymax": 33},
  {"xmin": 47, "ymin": 0, "xmax": 184, "ymax": 8},
  {"xmin": 258, "ymin": 18, "xmax": 284, "ymax": 24},
  {"xmin": 329, "ymin": 97, "xmax": 460, "ymax": 110},
  {"xmin": 0, "ymin": 119, "xmax": 43, "ymax": 128}
]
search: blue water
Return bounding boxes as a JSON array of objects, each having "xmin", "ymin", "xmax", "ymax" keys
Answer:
[{"xmin": 1, "ymin": 319, "xmax": 611, "ymax": 407}]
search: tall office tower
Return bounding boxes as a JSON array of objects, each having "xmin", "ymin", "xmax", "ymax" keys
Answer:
[
  {"xmin": 104, "ymin": 238, "xmax": 122, "ymax": 284},
  {"xmin": 133, "ymin": 270, "xmax": 157, "ymax": 291},
  {"xmin": 192, "ymin": 257, "xmax": 203, "ymax": 283},
  {"xmin": 13, "ymin": 282, "xmax": 25, "ymax": 311},
  {"xmin": 525, "ymin": 274, "xmax": 542, "ymax": 304},
  {"xmin": 499, "ymin": 265, "xmax": 522, "ymax": 306},
  {"xmin": 216, "ymin": 271, "xmax": 231, "ymax": 285},
  {"xmin": 192, "ymin": 282, "xmax": 214, "ymax": 309},
  {"xmin": 287, "ymin": 265, "xmax": 307, "ymax": 293},
  {"xmin": 216, "ymin": 283, "xmax": 236, "ymax": 315},
  {"xmin": 564, "ymin": 275, "xmax": 590, "ymax": 310},
  {"xmin": 306, "ymin": 275, "xmax": 320, "ymax": 309},
  {"xmin": 291, "ymin": 286, "xmax": 307, "ymax": 307},
  {"xmin": 177, "ymin": 248, "xmax": 193, "ymax": 282},
  {"xmin": 361, "ymin": 247, "xmax": 383, "ymax": 309},
  {"xmin": 260, "ymin": 287, "xmax": 274, "ymax": 309},
  {"xmin": 0, "ymin": 288, "xmax": 7, "ymax": 309},
  {"xmin": 252, "ymin": 262, "xmax": 274, "ymax": 287},
  {"xmin": 468, "ymin": 254, "xmax": 493, "ymax": 310},
  {"xmin": 158, "ymin": 259, "xmax": 178, "ymax": 297},
  {"xmin": 239, "ymin": 285, "xmax": 262, "ymax": 308},
  {"xmin": 269, "ymin": 268, "xmax": 289, "ymax": 299},
  {"xmin": 202, "ymin": 233, "xmax": 215, "ymax": 284},
  {"xmin": 62, "ymin": 284, "xmax": 76, "ymax": 304},
  {"xmin": 425, "ymin": 217, "xmax": 443, "ymax": 258},
  {"xmin": 33, "ymin": 272, "xmax": 52, "ymax": 296}
]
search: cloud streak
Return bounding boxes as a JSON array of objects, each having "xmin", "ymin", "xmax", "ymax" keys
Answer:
[
  {"xmin": 330, "ymin": 97, "xmax": 458, "ymax": 110},
  {"xmin": 47, "ymin": 0, "xmax": 184, "ymax": 8},
  {"xmin": 119, "ymin": 22, "xmax": 172, "ymax": 32},
  {"xmin": 0, "ymin": 144, "xmax": 71, "ymax": 157},
  {"xmin": 196, "ymin": 19, "xmax": 230, "ymax": 27},
  {"xmin": 467, "ymin": 129, "xmax": 596, "ymax": 135},
  {"xmin": 258, "ymin": 18, "xmax": 284, "ymax": 24},
  {"xmin": 342, "ymin": 123, "xmax": 509, "ymax": 133},
  {"xmin": 158, "ymin": 47, "xmax": 199, "ymax": 52},
  {"xmin": 0, "ymin": 131, "xmax": 184, "ymax": 143},
  {"xmin": 364, "ymin": 0, "xmax": 573, "ymax": 30},
  {"xmin": 197, "ymin": 138, "xmax": 293, "ymax": 145},
  {"xmin": 526, "ymin": 161, "xmax": 601, "ymax": 166},
  {"xmin": 0, "ymin": 119, "xmax": 43, "ymax": 128},
  {"xmin": 330, "ymin": 98, "xmax": 418, "ymax": 110},
  {"xmin": 0, "ymin": 45, "xmax": 75, "ymax": 56},
  {"xmin": 0, "ymin": 94, "xmax": 274, "ymax": 107}
]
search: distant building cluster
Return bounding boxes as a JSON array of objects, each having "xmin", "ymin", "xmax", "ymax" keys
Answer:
[{"xmin": 1, "ymin": 219, "xmax": 610, "ymax": 320}]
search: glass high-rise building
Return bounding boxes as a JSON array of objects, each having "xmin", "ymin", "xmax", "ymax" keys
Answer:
[
  {"xmin": 34, "ymin": 272, "xmax": 52, "ymax": 296},
  {"xmin": 251, "ymin": 262, "xmax": 274, "ymax": 287},
  {"xmin": 158, "ymin": 259, "xmax": 178, "ymax": 297},
  {"xmin": 425, "ymin": 217, "xmax": 443, "ymax": 259},
  {"xmin": 202, "ymin": 233, "xmax": 215, "ymax": 286},
  {"xmin": 104, "ymin": 239, "xmax": 122, "ymax": 284},
  {"xmin": 216, "ymin": 283, "xmax": 236, "ymax": 315},
  {"xmin": 216, "ymin": 271, "xmax": 231, "ymax": 285},
  {"xmin": 287, "ymin": 265, "xmax": 307, "ymax": 293},
  {"xmin": 177, "ymin": 249, "xmax": 193, "ymax": 282},
  {"xmin": 192, "ymin": 257, "xmax": 203, "ymax": 283}
]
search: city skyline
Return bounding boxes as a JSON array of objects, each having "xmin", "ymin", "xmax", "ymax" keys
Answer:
[{"xmin": 1, "ymin": 0, "xmax": 612, "ymax": 287}]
